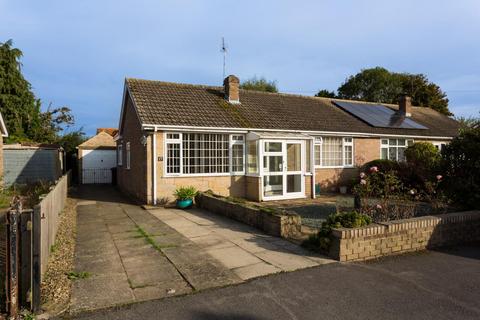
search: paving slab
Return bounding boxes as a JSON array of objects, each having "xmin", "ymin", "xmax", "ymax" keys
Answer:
[
  {"xmin": 206, "ymin": 246, "xmax": 263, "ymax": 269},
  {"xmin": 232, "ymin": 262, "xmax": 281, "ymax": 280},
  {"xmin": 70, "ymin": 185, "xmax": 242, "ymax": 314},
  {"xmin": 150, "ymin": 207, "xmax": 335, "ymax": 278}
]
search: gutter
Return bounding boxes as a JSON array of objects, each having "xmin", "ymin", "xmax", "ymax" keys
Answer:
[{"xmin": 141, "ymin": 124, "xmax": 454, "ymax": 141}]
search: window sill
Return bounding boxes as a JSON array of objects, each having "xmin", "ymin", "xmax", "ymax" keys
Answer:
[
  {"xmin": 315, "ymin": 166, "xmax": 355, "ymax": 169},
  {"xmin": 163, "ymin": 173, "xmax": 245, "ymax": 178}
]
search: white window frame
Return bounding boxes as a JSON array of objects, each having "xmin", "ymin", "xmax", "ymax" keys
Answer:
[
  {"xmin": 126, "ymin": 142, "xmax": 131, "ymax": 170},
  {"xmin": 380, "ymin": 138, "xmax": 414, "ymax": 161},
  {"xmin": 314, "ymin": 136, "xmax": 354, "ymax": 169},
  {"xmin": 230, "ymin": 134, "xmax": 245, "ymax": 175},
  {"xmin": 117, "ymin": 144, "xmax": 123, "ymax": 166},
  {"xmin": 163, "ymin": 132, "xmax": 245, "ymax": 177}
]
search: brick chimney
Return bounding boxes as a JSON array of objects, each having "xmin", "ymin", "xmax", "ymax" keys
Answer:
[
  {"xmin": 398, "ymin": 95, "xmax": 412, "ymax": 117},
  {"xmin": 224, "ymin": 75, "xmax": 240, "ymax": 104}
]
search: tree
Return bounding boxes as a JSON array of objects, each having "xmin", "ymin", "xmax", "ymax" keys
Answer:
[
  {"xmin": 0, "ymin": 39, "xmax": 76, "ymax": 143},
  {"xmin": 333, "ymin": 67, "xmax": 451, "ymax": 115},
  {"xmin": 240, "ymin": 76, "xmax": 278, "ymax": 93},
  {"xmin": 0, "ymin": 39, "xmax": 42, "ymax": 141},
  {"xmin": 455, "ymin": 114, "xmax": 480, "ymax": 130},
  {"xmin": 315, "ymin": 89, "xmax": 337, "ymax": 98}
]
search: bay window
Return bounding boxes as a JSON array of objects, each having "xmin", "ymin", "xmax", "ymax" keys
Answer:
[
  {"xmin": 165, "ymin": 133, "xmax": 245, "ymax": 175},
  {"xmin": 314, "ymin": 136, "xmax": 354, "ymax": 168},
  {"xmin": 380, "ymin": 138, "xmax": 414, "ymax": 161}
]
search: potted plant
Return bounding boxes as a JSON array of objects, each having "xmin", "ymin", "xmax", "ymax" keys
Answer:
[{"xmin": 173, "ymin": 186, "xmax": 198, "ymax": 209}]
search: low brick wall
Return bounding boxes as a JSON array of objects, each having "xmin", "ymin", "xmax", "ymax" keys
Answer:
[
  {"xmin": 195, "ymin": 193, "xmax": 302, "ymax": 239},
  {"xmin": 330, "ymin": 210, "xmax": 480, "ymax": 262}
]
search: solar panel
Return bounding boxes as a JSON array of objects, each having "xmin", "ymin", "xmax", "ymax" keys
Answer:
[{"xmin": 333, "ymin": 101, "xmax": 428, "ymax": 130}]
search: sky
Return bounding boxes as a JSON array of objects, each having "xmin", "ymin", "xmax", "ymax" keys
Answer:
[{"xmin": 1, "ymin": 0, "xmax": 479, "ymax": 136}]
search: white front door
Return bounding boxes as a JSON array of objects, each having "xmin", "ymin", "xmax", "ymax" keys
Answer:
[{"xmin": 262, "ymin": 140, "xmax": 305, "ymax": 200}]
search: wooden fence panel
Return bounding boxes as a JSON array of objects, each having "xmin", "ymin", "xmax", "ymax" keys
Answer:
[{"xmin": 35, "ymin": 171, "xmax": 69, "ymax": 281}]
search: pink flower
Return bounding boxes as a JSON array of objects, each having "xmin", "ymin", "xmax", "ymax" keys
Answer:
[
  {"xmin": 376, "ymin": 204, "xmax": 382, "ymax": 209},
  {"xmin": 436, "ymin": 175, "xmax": 442, "ymax": 181},
  {"xmin": 360, "ymin": 179, "xmax": 367, "ymax": 185},
  {"xmin": 369, "ymin": 166, "xmax": 379, "ymax": 173},
  {"xmin": 360, "ymin": 172, "xmax": 366, "ymax": 178}
]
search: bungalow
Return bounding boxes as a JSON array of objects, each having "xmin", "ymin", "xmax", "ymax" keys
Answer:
[{"xmin": 116, "ymin": 75, "xmax": 460, "ymax": 204}]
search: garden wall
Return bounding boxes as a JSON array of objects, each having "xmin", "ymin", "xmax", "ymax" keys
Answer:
[
  {"xmin": 195, "ymin": 192, "xmax": 302, "ymax": 239},
  {"xmin": 330, "ymin": 210, "xmax": 480, "ymax": 262}
]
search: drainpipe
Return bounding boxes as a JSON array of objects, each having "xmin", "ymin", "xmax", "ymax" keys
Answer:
[
  {"xmin": 152, "ymin": 129, "xmax": 157, "ymax": 205},
  {"xmin": 311, "ymin": 139, "xmax": 316, "ymax": 199}
]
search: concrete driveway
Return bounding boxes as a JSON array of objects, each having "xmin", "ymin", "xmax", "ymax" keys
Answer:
[
  {"xmin": 70, "ymin": 186, "xmax": 332, "ymax": 314},
  {"xmin": 70, "ymin": 186, "xmax": 240, "ymax": 314},
  {"xmin": 148, "ymin": 207, "xmax": 334, "ymax": 280},
  {"xmin": 71, "ymin": 244, "xmax": 480, "ymax": 320}
]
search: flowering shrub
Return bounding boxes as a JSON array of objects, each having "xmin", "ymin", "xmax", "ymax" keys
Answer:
[{"xmin": 353, "ymin": 163, "xmax": 448, "ymax": 221}]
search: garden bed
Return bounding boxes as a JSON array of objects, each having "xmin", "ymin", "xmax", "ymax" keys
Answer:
[
  {"xmin": 329, "ymin": 210, "xmax": 480, "ymax": 262},
  {"xmin": 195, "ymin": 192, "xmax": 302, "ymax": 239}
]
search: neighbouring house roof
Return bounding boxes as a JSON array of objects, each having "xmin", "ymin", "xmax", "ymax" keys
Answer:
[
  {"xmin": 0, "ymin": 111, "xmax": 8, "ymax": 137},
  {"xmin": 96, "ymin": 128, "xmax": 118, "ymax": 137},
  {"xmin": 78, "ymin": 131, "xmax": 116, "ymax": 150},
  {"xmin": 124, "ymin": 78, "xmax": 460, "ymax": 138}
]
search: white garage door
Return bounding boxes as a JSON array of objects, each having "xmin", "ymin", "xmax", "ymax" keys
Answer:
[{"xmin": 82, "ymin": 149, "xmax": 117, "ymax": 184}]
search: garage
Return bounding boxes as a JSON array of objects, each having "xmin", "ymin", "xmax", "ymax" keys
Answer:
[{"xmin": 77, "ymin": 129, "xmax": 117, "ymax": 184}]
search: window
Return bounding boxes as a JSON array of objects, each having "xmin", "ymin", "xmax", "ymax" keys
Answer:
[
  {"xmin": 247, "ymin": 140, "xmax": 258, "ymax": 174},
  {"xmin": 126, "ymin": 142, "xmax": 131, "ymax": 169},
  {"xmin": 381, "ymin": 138, "xmax": 414, "ymax": 161},
  {"xmin": 231, "ymin": 135, "xmax": 244, "ymax": 173},
  {"xmin": 117, "ymin": 144, "xmax": 123, "ymax": 166},
  {"xmin": 433, "ymin": 142, "xmax": 446, "ymax": 152},
  {"xmin": 165, "ymin": 133, "xmax": 245, "ymax": 175},
  {"xmin": 314, "ymin": 137, "xmax": 353, "ymax": 167}
]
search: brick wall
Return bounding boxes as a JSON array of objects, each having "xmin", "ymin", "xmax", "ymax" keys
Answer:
[
  {"xmin": 196, "ymin": 192, "xmax": 302, "ymax": 239},
  {"xmin": 245, "ymin": 176, "xmax": 261, "ymax": 201},
  {"xmin": 305, "ymin": 175, "xmax": 312, "ymax": 198},
  {"xmin": 117, "ymin": 94, "xmax": 149, "ymax": 203},
  {"xmin": 329, "ymin": 211, "xmax": 480, "ymax": 262},
  {"xmin": 315, "ymin": 137, "xmax": 380, "ymax": 191}
]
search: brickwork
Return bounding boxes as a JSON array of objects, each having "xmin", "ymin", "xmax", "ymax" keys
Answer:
[
  {"xmin": 305, "ymin": 175, "xmax": 312, "ymax": 198},
  {"xmin": 196, "ymin": 192, "xmax": 302, "ymax": 239},
  {"xmin": 117, "ymin": 94, "xmax": 149, "ymax": 203},
  {"xmin": 329, "ymin": 211, "xmax": 480, "ymax": 262},
  {"xmin": 245, "ymin": 176, "xmax": 261, "ymax": 201}
]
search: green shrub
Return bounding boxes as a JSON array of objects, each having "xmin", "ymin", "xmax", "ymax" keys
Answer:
[
  {"xmin": 173, "ymin": 186, "xmax": 198, "ymax": 200},
  {"xmin": 405, "ymin": 142, "xmax": 441, "ymax": 170},
  {"xmin": 441, "ymin": 128, "xmax": 480, "ymax": 209},
  {"xmin": 302, "ymin": 211, "xmax": 371, "ymax": 252},
  {"xmin": 362, "ymin": 159, "xmax": 402, "ymax": 173}
]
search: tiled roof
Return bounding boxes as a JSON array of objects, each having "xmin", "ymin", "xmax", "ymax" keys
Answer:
[
  {"xmin": 96, "ymin": 128, "xmax": 118, "ymax": 137},
  {"xmin": 78, "ymin": 131, "xmax": 116, "ymax": 149},
  {"xmin": 125, "ymin": 78, "xmax": 460, "ymax": 138}
]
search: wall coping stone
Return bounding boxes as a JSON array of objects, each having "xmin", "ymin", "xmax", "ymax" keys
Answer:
[{"xmin": 332, "ymin": 210, "xmax": 480, "ymax": 240}]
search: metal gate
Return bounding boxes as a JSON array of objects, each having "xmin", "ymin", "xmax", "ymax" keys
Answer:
[{"xmin": 82, "ymin": 168, "xmax": 112, "ymax": 184}]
